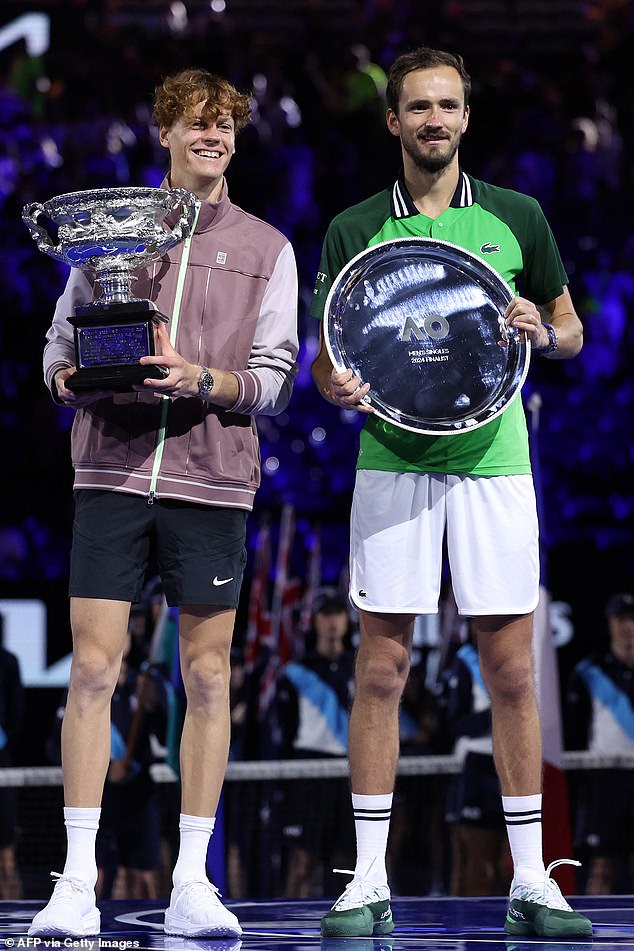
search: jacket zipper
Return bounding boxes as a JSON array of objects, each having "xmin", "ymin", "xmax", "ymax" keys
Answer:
[{"xmin": 147, "ymin": 203, "xmax": 201, "ymax": 505}]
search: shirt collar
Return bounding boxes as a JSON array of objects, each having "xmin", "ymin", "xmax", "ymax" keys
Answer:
[{"xmin": 390, "ymin": 169, "xmax": 474, "ymax": 218}]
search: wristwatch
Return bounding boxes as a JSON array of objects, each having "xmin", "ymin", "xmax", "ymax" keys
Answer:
[
  {"xmin": 197, "ymin": 366, "xmax": 215, "ymax": 399},
  {"xmin": 534, "ymin": 322, "xmax": 558, "ymax": 356}
]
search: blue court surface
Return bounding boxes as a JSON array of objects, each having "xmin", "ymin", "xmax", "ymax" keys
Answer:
[
  {"xmin": 1, "ymin": 896, "xmax": 634, "ymax": 951},
  {"xmin": 0, "ymin": 896, "xmax": 634, "ymax": 951}
]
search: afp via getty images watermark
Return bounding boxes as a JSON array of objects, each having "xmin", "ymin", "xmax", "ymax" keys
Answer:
[{"xmin": 4, "ymin": 940, "xmax": 140, "ymax": 949}]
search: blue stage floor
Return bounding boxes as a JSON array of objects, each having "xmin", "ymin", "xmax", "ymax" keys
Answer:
[{"xmin": 2, "ymin": 896, "xmax": 633, "ymax": 950}]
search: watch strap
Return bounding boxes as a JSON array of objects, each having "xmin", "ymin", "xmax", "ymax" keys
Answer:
[{"xmin": 535, "ymin": 322, "xmax": 558, "ymax": 355}]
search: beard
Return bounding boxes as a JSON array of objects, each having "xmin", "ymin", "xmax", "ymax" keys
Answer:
[{"xmin": 403, "ymin": 131, "xmax": 462, "ymax": 173}]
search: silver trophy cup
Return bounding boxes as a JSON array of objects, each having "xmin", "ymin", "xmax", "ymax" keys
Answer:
[
  {"xmin": 22, "ymin": 186, "xmax": 200, "ymax": 392},
  {"xmin": 324, "ymin": 237, "xmax": 530, "ymax": 435}
]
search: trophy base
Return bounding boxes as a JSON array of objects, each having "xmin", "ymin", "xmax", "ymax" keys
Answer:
[
  {"xmin": 68, "ymin": 299, "xmax": 168, "ymax": 393},
  {"xmin": 66, "ymin": 363, "xmax": 169, "ymax": 393}
]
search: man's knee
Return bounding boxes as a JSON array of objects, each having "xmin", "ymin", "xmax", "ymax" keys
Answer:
[
  {"xmin": 356, "ymin": 647, "xmax": 410, "ymax": 703},
  {"xmin": 486, "ymin": 658, "xmax": 535, "ymax": 707},
  {"xmin": 475, "ymin": 618, "xmax": 535, "ymax": 705},
  {"xmin": 69, "ymin": 650, "xmax": 121, "ymax": 701},
  {"xmin": 182, "ymin": 653, "xmax": 230, "ymax": 709},
  {"xmin": 69, "ymin": 600, "xmax": 130, "ymax": 701}
]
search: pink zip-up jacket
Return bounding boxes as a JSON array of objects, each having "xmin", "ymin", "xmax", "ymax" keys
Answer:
[{"xmin": 43, "ymin": 181, "xmax": 299, "ymax": 511}]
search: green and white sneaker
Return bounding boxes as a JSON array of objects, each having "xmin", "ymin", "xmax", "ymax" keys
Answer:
[
  {"xmin": 504, "ymin": 859, "xmax": 593, "ymax": 938},
  {"xmin": 320, "ymin": 870, "xmax": 393, "ymax": 938}
]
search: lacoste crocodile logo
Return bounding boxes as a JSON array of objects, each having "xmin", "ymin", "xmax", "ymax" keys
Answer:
[{"xmin": 480, "ymin": 241, "xmax": 500, "ymax": 253}]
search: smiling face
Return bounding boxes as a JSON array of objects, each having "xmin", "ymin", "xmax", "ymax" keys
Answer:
[
  {"xmin": 387, "ymin": 65, "xmax": 469, "ymax": 175},
  {"xmin": 159, "ymin": 100, "xmax": 236, "ymax": 201}
]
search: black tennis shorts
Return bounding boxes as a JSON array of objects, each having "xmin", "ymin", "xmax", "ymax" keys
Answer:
[{"xmin": 70, "ymin": 489, "xmax": 247, "ymax": 607}]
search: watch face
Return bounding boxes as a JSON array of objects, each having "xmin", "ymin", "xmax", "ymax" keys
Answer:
[{"xmin": 199, "ymin": 369, "xmax": 214, "ymax": 394}]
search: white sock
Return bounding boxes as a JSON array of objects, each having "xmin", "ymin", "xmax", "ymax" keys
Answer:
[
  {"xmin": 502, "ymin": 793, "xmax": 545, "ymax": 884},
  {"xmin": 352, "ymin": 793, "xmax": 392, "ymax": 886},
  {"xmin": 172, "ymin": 813, "xmax": 215, "ymax": 888},
  {"xmin": 62, "ymin": 806, "xmax": 100, "ymax": 887}
]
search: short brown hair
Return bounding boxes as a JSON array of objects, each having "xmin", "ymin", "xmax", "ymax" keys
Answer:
[
  {"xmin": 386, "ymin": 47, "xmax": 471, "ymax": 114},
  {"xmin": 153, "ymin": 68, "xmax": 252, "ymax": 133}
]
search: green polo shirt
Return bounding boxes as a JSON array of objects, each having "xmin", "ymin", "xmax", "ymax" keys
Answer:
[{"xmin": 310, "ymin": 172, "xmax": 568, "ymax": 476}]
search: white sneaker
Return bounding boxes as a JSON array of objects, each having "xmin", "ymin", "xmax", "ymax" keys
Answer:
[
  {"xmin": 164, "ymin": 880, "xmax": 242, "ymax": 937},
  {"xmin": 28, "ymin": 872, "xmax": 100, "ymax": 937}
]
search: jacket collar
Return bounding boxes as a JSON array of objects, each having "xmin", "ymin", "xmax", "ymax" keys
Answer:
[{"xmin": 161, "ymin": 175, "xmax": 232, "ymax": 231}]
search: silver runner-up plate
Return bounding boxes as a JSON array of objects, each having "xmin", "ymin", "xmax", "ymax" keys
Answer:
[{"xmin": 324, "ymin": 237, "xmax": 530, "ymax": 435}]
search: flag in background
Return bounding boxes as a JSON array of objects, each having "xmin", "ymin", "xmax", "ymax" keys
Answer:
[
  {"xmin": 269, "ymin": 503, "xmax": 297, "ymax": 669},
  {"xmin": 299, "ymin": 523, "xmax": 322, "ymax": 642},
  {"xmin": 256, "ymin": 504, "xmax": 300, "ymax": 720},
  {"xmin": 244, "ymin": 518, "xmax": 272, "ymax": 673},
  {"xmin": 527, "ymin": 391, "xmax": 575, "ymax": 894}
]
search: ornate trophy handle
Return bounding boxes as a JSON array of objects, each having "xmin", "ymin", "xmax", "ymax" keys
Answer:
[
  {"xmin": 165, "ymin": 187, "xmax": 199, "ymax": 245},
  {"xmin": 22, "ymin": 202, "xmax": 59, "ymax": 252}
]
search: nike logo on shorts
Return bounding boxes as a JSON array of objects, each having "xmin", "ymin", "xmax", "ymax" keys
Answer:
[{"xmin": 212, "ymin": 576, "xmax": 234, "ymax": 586}]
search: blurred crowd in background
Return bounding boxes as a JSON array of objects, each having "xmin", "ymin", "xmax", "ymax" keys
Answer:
[{"xmin": 0, "ymin": 0, "xmax": 633, "ymax": 902}]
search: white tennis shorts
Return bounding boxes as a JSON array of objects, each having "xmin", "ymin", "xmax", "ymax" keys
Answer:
[{"xmin": 349, "ymin": 470, "xmax": 540, "ymax": 616}]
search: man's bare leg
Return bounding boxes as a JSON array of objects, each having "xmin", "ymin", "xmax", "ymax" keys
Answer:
[
  {"xmin": 347, "ymin": 611, "xmax": 413, "ymax": 872},
  {"xmin": 475, "ymin": 613, "xmax": 545, "ymax": 882},
  {"xmin": 177, "ymin": 606, "xmax": 235, "ymax": 817},
  {"xmin": 477, "ymin": 615, "xmax": 593, "ymax": 936},
  {"xmin": 348, "ymin": 610, "xmax": 414, "ymax": 794},
  {"xmin": 474, "ymin": 614, "xmax": 541, "ymax": 797},
  {"xmin": 165, "ymin": 606, "xmax": 242, "ymax": 937},
  {"xmin": 29, "ymin": 598, "xmax": 130, "ymax": 937},
  {"xmin": 63, "ymin": 598, "xmax": 131, "ymax": 806},
  {"xmin": 321, "ymin": 611, "xmax": 413, "ymax": 936}
]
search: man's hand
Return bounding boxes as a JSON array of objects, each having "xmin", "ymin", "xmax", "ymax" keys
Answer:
[
  {"xmin": 505, "ymin": 296, "xmax": 551, "ymax": 350},
  {"xmin": 54, "ymin": 367, "xmax": 113, "ymax": 407},
  {"xmin": 330, "ymin": 368, "xmax": 374, "ymax": 413},
  {"xmin": 135, "ymin": 322, "xmax": 199, "ymax": 399},
  {"xmin": 311, "ymin": 328, "xmax": 373, "ymax": 412}
]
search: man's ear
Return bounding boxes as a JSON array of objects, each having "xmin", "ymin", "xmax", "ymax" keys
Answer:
[
  {"xmin": 158, "ymin": 125, "xmax": 170, "ymax": 149},
  {"xmin": 386, "ymin": 108, "xmax": 400, "ymax": 138}
]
